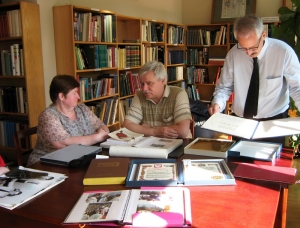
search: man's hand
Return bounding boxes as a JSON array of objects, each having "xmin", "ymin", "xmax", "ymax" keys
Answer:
[
  {"xmin": 154, "ymin": 126, "xmax": 178, "ymax": 139},
  {"xmin": 208, "ymin": 103, "xmax": 221, "ymax": 115}
]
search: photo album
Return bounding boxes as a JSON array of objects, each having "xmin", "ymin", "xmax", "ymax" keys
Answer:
[{"xmin": 63, "ymin": 187, "xmax": 192, "ymax": 227}]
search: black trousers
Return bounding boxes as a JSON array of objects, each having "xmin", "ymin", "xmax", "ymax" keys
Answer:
[{"xmin": 231, "ymin": 109, "xmax": 289, "ymax": 145}]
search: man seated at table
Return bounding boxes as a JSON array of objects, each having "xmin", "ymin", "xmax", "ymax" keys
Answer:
[{"xmin": 122, "ymin": 61, "xmax": 192, "ymax": 139}]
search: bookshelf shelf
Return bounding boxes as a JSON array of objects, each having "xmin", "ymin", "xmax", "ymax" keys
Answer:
[{"xmin": 0, "ymin": 2, "xmax": 45, "ymax": 157}]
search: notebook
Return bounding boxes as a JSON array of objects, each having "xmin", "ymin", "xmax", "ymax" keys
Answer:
[{"xmin": 40, "ymin": 144, "xmax": 102, "ymax": 166}]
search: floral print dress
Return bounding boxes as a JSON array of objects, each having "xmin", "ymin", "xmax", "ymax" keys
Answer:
[{"xmin": 27, "ymin": 104, "xmax": 105, "ymax": 166}]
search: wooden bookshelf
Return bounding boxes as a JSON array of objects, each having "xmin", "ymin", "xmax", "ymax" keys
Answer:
[
  {"xmin": 185, "ymin": 23, "xmax": 229, "ymax": 103},
  {"xmin": 53, "ymin": 5, "xmax": 120, "ymax": 131},
  {"xmin": 0, "ymin": 2, "xmax": 45, "ymax": 159}
]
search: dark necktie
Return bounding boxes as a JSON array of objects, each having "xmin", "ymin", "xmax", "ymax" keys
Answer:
[{"xmin": 243, "ymin": 57, "xmax": 259, "ymax": 118}]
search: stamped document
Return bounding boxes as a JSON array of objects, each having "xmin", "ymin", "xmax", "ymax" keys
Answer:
[
  {"xmin": 201, "ymin": 113, "xmax": 300, "ymax": 139},
  {"xmin": 183, "ymin": 161, "xmax": 226, "ymax": 181},
  {"xmin": 136, "ymin": 163, "xmax": 177, "ymax": 181}
]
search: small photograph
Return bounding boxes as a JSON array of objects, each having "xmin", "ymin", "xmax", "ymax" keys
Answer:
[
  {"xmin": 139, "ymin": 190, "xmax": 172, "ymax": 202},
  {"xmin": 81, "ymin": 202, "xmax": 112, "ymax": 220},
  {"xmin": 86, "ymin": 191, "xmax": 122, "ymax": 203},
  {"xmin": 137, "ymin": 203, "xmax": 171, "ymax": 213},
  {"xmin": 149, "ymin": 143, "xmax": 165, "ymax": 148}
]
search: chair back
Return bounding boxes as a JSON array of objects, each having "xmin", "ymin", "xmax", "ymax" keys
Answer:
[{"xmin": 13, "ymin": 126, "xmax": 37, "ymax": 166}]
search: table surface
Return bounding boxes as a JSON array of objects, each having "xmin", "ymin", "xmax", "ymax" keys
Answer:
[{"xmin": 0, "ymin": 139, "xmax": 294, "ymax": 228}]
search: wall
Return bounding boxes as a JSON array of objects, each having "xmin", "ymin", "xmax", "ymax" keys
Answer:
[{"xmin": 182, "ymin": 0, "xmax": 284, "ymax": 24}]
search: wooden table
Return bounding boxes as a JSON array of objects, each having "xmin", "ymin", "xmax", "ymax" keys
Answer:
[{"xmin": 0, "ymin": 140, "xmax": 294, "ymax": 228}]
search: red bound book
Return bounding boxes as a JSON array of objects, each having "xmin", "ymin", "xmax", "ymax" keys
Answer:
[{"xmin": 233, "ymin": 163, "xmax": 296, "ymax": 184}]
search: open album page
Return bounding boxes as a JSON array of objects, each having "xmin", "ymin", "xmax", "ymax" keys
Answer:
[
  {"xmin": 64, "ymin": 190, "xmax": 131, "ymax": 224},
  {"xmin": 123, "ymin": 188, "xmax": 186, "ymax": 226}
]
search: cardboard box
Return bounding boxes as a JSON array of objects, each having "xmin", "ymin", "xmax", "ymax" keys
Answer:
[{"xmin": 184, "ymin": 138, "xmax": 236, "ymax": 158}]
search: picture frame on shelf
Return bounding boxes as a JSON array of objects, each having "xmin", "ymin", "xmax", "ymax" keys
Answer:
[{"xmin": 211, "ymin": 0, "xmax": 257, "ymax": 24}]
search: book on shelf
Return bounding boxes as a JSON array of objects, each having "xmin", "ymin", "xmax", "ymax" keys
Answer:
[
  {"xmin": 233, "ymin": 163, "xmax": 296, "ymax": 184},
  {"xmin": 63, "ymin": 187, "xmax": 191, "ymax": 227},
  {"xmin": 83, "ymin": 158, "xmax": 129, "ymax": 185},
  {"xmin": 0, "ymin": 166, "xmax": 67, "ymax": 210},
  {"xmin": 201, "ymin": 113, "xmax": 300, "ymax": 140},
  {"xmin": 108, "ymin": 137, "xmax": 183, "ymax": 159},
  {"xmin": 184, "ymin": 138, "xmax": 236, "ymax": 158},
  {"xmin": 126, "ymin": 159, "xmax": 236, "ymax": 187}
]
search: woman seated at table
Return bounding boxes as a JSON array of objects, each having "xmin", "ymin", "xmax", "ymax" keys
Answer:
[{"xmin": 27, "ymin": 75, "xmax": 109, "ymax": 166}]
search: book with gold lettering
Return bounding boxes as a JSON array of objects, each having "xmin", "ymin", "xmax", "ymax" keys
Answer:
[{"xmin": 83, "ymin": 158, "xmax": 129, "ymax": 185}]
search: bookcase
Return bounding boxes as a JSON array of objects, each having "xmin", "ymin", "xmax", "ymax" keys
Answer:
[
  {"xmin": 53, "ymin": 4, "xmax": 187, "ymax": 128},
  {"xmin": 186, "ymin": 23, "xmax": 229, "ymax": 103},
  {"xmin": 53, "ymin": 5, "xmax": 120, "ymax": 131},
  {"xmin": 165, "ymin": 22, "xmax": 185, "ymax": 86},
  {"xmin": 0, "ymin": 2, "xmax": 45, "ymax": 158}
]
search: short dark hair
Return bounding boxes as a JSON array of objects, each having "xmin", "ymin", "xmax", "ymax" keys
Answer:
[{"xmin": 49, "ymin": 75, "xmax": 80, "ymax": 103}]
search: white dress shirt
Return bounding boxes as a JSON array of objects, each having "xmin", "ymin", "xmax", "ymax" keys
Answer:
[{"xmin": 212, "ymin": 37, "xmax": 300, "ymax": 119}]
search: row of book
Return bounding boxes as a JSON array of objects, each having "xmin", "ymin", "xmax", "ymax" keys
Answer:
[
  {"xmin": 75, "ymin": 45, "xmax": 141, "ymax": 70},
  {"xmin": 73, "ymin": 12, "xmax": 116, "ymax": 42},
  {"xmin": 0, "ymin": 44, "xmax": 24, "ymax": 76},
  {"xmin": 167, "ymin": 25, "xmax": 185, "ymax": 44},
  {"xmin": 168, "ymin": 50, "xmax": 184, "ymax": 65},
  {"xmin": 78, "ymin": 74, "xmax": 118, "ymax": 101},
  {"xmin": 187, "ymin": 84, "xmax": 200, "ymax": 101},
  {"xmin": 141, "ymin": 21, "xmax": 164, "ymax": 42},
  {"xmin": 186, "ymin": 66, "xmax": 209, "ymax": 84},
  {"xmin": 167, "ymin": 66, "xmax": 184, "ymax": 82},
  {"xmin": 88, "ymin": 98, "xmax": 119, "ymax": 125},
  {"xmin": 141, "ymin": 45, "xmax": 164, "ymax": 65},
  {"xmin": 0, "ymin": 9, "xmax": 22, "ymax": 38},
  {"xmin": 119, "ymin": 71, "xmax": 141, "ymax": 97},
  {"xmin": 186, "ymin": 26, "xmax": 227, "ymax": 46},
  {"xmin": 0, "ymin": 121, "xmax": 29, "ymax": 148},
  {"xmin": 0, "ymin": 87, "xmax": 27, "ymax": 113},
  {"xmin": 186, "ymin": 47, "xmax": 209, "ymax": 65}
]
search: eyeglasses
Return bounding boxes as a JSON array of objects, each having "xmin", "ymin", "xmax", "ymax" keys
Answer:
[{"xmin": 237, "ymin": 35, "xmax": 262, "ymax": 52}]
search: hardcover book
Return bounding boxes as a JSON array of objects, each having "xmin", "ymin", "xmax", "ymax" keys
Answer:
[
  {"xmin": 108, "ymin": 137, "xmax": 183, "ymax": 159},
  {"xmin": 201, "ymin": 113, "xmax": 300, "ymax": 139},
  {"xmin": 126, "ymin": 159, "xmax": 236, "ymax": 187},
  {"xmin": 63, "ymin": 187, "xmax": 192, "ymax": 227},
  {"xmin": 233, "ymin": 163, "xmax": 296, "ymax": 184},
  {"xmin": 83, "ymin": 158, "xmax": 129, "ymax": 185},
  {"xmin": 184, "ymin": 137, "xmax": 236, "ymax": 158}
]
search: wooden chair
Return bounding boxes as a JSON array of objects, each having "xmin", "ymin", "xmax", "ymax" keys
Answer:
[{"xmin": 13, "ymin": 126, "xmax": 38, "ymax": 166}]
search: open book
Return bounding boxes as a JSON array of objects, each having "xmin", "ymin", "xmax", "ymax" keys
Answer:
[
  {"xmin": 108, "ymin": 128, "xmax": 144, "ymax": 143},
  {"xmin": 0, "ymin": 166, "xmax": 67, "ymax": 210},
  {"xmin": 63, "ymin": 187, "xmax": 191, "ymax": 227},
  {"xmin": 126, "ymin": 159, "xmax": 236, "ymax": 187},
  {"xmin": 108, "ymin": 137, "xmax": 183, "ymax": 159},
  {"xmin": 201, "ymin": 113, "xmax": 300, "ymax": 139}
]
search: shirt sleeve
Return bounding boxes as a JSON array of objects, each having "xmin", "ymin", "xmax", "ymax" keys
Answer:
[{"xmin": 124, "ymin": 95, "xmax": 143, "ymax": 124}]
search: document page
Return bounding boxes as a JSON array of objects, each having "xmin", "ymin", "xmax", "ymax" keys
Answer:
[
  {"xmin": 201, "ymin": 113, "xmax": 258, "ymax": 139},
  {"xmin": 253, "ymin": 117, "xmax": 300, "ymax": 139}
]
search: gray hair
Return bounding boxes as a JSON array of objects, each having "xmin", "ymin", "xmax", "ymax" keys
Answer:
[
  {"xmin": 139, "ymin": 61, "xmax": 167, "ymax": 83},
  {"xmin": 233, "ymin": 15, "xmax": 264, "ymax": 39}
]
